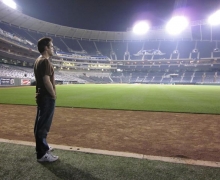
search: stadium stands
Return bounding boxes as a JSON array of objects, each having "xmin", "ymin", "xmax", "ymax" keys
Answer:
[
  {"xmin": 0, "ymin": 64, "xmax": 34, "ymax": 79},
  {"xmin": 0, "ymin": 21, "xmax": 220, "ymax": 85}
]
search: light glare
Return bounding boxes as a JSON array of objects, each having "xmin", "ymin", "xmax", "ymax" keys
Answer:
[
  {"xmin": 208, "ymin": 10, "xmax": 220, "ymax": 25},
  {"xmin": 133, "ymin": 21, "xmax": 150, "ymax": 35},
  {"xmin": 166, "ymin": 16, "xmax": 189, "ymax": 35},
  {"xmin": 2, "ymin": 0, "xmax": 17, "ymax": 9}
]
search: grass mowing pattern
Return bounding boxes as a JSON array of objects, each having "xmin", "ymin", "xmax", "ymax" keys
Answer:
[
  {"xmin": 0, "ymin": 84, "xmax": 220, "ymax": 114},
  {"xmin": 1, "ymin": 142, "xmax": 220, "ymax": 180}
]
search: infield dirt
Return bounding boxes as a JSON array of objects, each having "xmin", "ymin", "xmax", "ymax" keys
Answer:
[{"xmin": 0, "ymin": 104, "xmax": 220, "ymax": 162}]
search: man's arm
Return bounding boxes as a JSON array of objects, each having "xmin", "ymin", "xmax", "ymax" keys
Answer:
[{"xmin": 43, "ymin": 75, "xmax": 56, "ymax": 99}]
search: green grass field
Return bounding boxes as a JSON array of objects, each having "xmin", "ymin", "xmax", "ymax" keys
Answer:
[
  {"xmin": 1, "ymin": 142, "xmax": 220, "ymax": 180},
  {"xmin": 0, "ymin": 84, "xmax": 220, "ymax": 114},
  {"xmin": 1, "ymin": 84, "xmax": 220, "ymax": 179}
]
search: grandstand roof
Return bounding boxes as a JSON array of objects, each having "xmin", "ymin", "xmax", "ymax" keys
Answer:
[{"xmin": 0, "ymin": 1, "xmax": 193, "ymax": 41}]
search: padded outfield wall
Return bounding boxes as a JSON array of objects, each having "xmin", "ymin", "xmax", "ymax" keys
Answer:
[{"xmin": 0, "ymin": 77, "xmax": 31, "ymax": 86}]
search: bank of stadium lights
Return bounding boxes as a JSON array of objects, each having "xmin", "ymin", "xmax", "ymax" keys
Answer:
[
  {"xmin": 132, "ymin": 17, "xmax": 189, "ymax": 36},
  {"xmin": 208, "ymin": 10, "xmax": 220, "ymax": 26},
  {"xmin": 132, "ymin": 21, "xmax": 150, "ymax": 35},
  {"xmin": 2, "ymin": 0, "xmax": 17, "ymax": 9},
  {"xmin": 166, "ymin": 16, "xmax": 189, "ymax": 35}
]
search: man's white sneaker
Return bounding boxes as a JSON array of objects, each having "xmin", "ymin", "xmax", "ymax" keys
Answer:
[
  {"xmin": 37, "ymin": 153, "xmax": 59, "ymax": 162},
  {"xmin": 48, "ymin": 146, "xmax": 54, "ymax": 152}
]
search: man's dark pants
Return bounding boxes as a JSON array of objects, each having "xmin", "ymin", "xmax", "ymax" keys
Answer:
[{"xmin": 34, "ymin": 95, "xmax": 55, "ymax": 159}]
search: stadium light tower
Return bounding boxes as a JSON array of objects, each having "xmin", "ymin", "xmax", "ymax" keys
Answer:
[
  {"xmin": 2, "ymin": 0, "xmax": 17, "ymax": 9},
  {"xmin": 208, "ymin": 10, "xmax": 220, "ymax": 26},
  {"xmin": 132, "ymin": 21, "xmax": 150, "ymax": 35},
  {"xmin": 166, "ymin": 16, "xmax": 189, "ymax": 35}
]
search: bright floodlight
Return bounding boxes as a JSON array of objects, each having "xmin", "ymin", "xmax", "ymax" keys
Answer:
[
  {"xmin": 208, "ymin": 10, "xmax": 220, "ymax": 25},
  {"xmin": 2, "ymin": 0, "xmax": 17, "ymax": 9},
  {"xmin": 166, "ymin": 16, "xmax": 189, "ymax": 35},
  {"xmin": 133, "ymin": 21, "xmax": 150, "ymax": 35}
]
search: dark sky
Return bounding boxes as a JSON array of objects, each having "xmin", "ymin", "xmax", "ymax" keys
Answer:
[{"xmin": 15, "ymin": 0, "xmax": 219, "ymax": 31}]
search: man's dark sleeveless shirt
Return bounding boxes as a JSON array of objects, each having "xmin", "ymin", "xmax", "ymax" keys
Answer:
[{"xmin": 34, "ymin": 58, "xmax": 55, "ymax": 96}]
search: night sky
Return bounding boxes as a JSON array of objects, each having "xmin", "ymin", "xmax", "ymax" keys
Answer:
[{"xmin": 15, "ymin": 0, "xmax": 219, "ymax": 31}]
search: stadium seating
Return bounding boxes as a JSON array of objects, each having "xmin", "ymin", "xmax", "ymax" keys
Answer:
[
  {"xmin": 0, "ymin": 64, "xmax": 34, "ymax": 79},
  {"xmin": 1, "ymin": 22, "xmax": 220, "ymax": 85}
]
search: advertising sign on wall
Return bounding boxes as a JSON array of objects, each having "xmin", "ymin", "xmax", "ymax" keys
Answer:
[
  {"xmin": 21, "ymin": 79, "xmax": 31, "ymax": 85},
  {"xmin": 0, "ymin": 78, "xmax": 15, "ymax": 85}
]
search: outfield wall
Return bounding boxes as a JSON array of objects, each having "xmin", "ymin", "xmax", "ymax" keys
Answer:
[{"xmin": 0, "ymin": 77, "xmax": 31, "ymax": 86}]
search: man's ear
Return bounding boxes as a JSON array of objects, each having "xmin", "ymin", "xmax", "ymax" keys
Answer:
[{"xmin": 44, "ymin": 46, "xmax": 49, "ymax": 53}]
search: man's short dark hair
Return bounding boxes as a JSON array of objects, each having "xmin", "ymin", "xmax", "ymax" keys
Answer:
[{"xmin": 37, "ymin": 37, "xmax": 52, "ymax": 54}]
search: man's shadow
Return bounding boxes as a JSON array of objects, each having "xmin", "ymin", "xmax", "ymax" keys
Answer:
[{"xmin": 42, "ymin": 160, "xmax": 100, "ymax": 180}]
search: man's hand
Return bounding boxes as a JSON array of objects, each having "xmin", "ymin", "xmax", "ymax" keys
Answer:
[
  {"xmin": 35, "ymin": 93, "xmax": 39, "ymax": 103},
  {"xmin": 52, "ymin": 95, "xmax": 56, "ymax": 100},
  {"xmin": 43, "ymin": 75, "xmax": 56, "ymax": 100}
]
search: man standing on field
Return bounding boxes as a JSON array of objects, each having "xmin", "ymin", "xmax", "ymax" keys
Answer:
[{"xmin": 34, "ymin": 37, "xmax": 58, "ymax": 162}]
